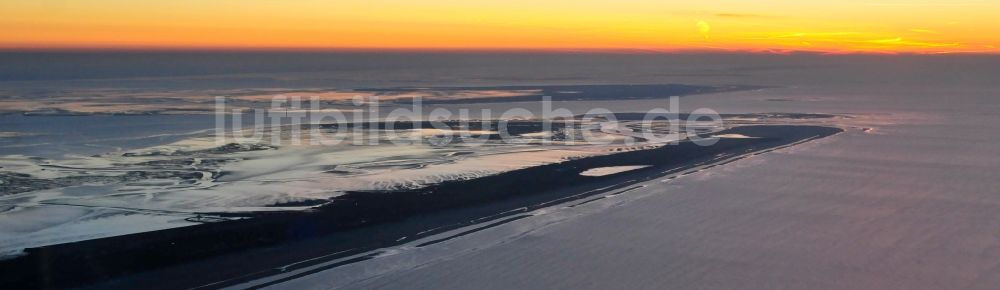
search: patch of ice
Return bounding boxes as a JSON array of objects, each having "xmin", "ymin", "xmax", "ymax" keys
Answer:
[
  {"xmin": 580, "ymin": 165, "xmax": 651, "ymax": 177},
  {"xmin": 713, "ymin": 134, "xmax": 759, "ymax": 139}
]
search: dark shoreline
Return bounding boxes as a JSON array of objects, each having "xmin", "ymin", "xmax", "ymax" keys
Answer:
[{"xmin": 0, "ymin": 125, "xmax": 842, "ymax": 289}]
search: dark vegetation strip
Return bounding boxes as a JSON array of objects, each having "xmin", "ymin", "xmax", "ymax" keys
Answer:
[{"xmin": 0, "ymin": 125, "xmax": 841, "ymax": 290}]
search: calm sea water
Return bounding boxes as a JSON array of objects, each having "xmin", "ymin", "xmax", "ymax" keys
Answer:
[
  {"xmin": 2, "ymin": 52, "xmax": 999, "ymax": 157},
  {"xmin": 2, "ymin": 52, "xmax": 998, "ymax": 90}
]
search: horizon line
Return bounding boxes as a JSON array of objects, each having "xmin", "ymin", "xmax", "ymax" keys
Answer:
[{"xmin": 2, "ymin": 46, "xmax": 998, "ymax": 56}]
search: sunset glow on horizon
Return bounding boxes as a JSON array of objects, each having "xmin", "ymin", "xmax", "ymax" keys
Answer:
[{"xmin": 3, "ymin": 0, "xmax": 999, "ymax": 54}]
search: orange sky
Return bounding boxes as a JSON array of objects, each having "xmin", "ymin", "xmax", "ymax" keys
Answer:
[{"xmin": 2, "ymin": 0, "xmax": 998, "ymax": 54}]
